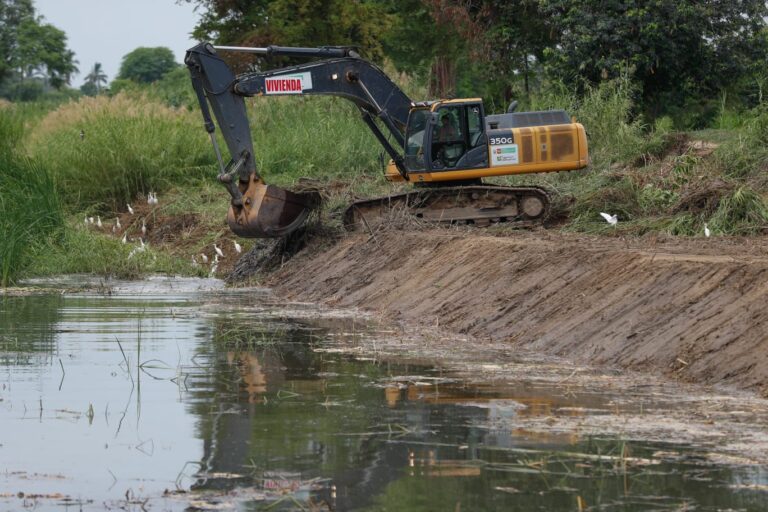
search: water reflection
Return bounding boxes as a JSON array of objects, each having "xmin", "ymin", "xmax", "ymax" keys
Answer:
[
  {"xmin": 0, "ymin": 284, "xmax": 767, "ymax": 511},
  {"xmin": 193, "ymin": 319, "xmax": 768, "ymax": 512},
  {"xmin": 0, "ymin": 294, "xmax": 62, "ymax": 365}
]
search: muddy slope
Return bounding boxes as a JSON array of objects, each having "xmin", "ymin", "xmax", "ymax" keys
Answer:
[{"xmin": 269, "ymin": 229, "xmax": 768, "ymax": 394}]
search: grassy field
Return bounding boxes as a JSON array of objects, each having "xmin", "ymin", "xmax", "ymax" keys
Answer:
[{"xmin": 1, "ymin": 78, "xmax": 766, "ymax": 286}]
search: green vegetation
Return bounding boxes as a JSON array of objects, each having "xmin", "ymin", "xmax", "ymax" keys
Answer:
[
  {"xmin": 25, "ymin": 227, "xmax": 195, "ymax": 279},
  {"xmin": 27, "ymin": 93, "xmax": 215, "ymax": 211},
  {"xmin": 117, "ymin": 47, "xmax": 179, "ymax": 84},
  {"xmin": 0, "ymin": 106, "xmax": 63, "ymax": 286},
  {"xmin": 185, "ymin": 0, "xmax": 768, "ymax": 129},
  {"xmin": 0, "ymin": 0, "xmax": 77, "ymax": 101},
  {"xmin": 248, "ymin": 97, "xmax": 383, "ymax": 185}
]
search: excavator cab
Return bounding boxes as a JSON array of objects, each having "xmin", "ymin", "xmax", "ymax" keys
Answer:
[
  {"xmin": 387, "ymin": 98, "xmax": 588, "ymax": 184},
  {"xmin": 403, "ymin": 100, "xmax": 489, "ymax": 177}
]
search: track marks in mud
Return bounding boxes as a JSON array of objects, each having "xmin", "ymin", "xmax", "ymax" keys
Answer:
[{"xmin": 272, "ymin": 230, "xmax": 768, "ymax": 393}]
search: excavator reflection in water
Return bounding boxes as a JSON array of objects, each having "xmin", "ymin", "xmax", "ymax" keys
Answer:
[{"xmin": 185, "ymin": 43, "xmax": 588, "ymax": 238}]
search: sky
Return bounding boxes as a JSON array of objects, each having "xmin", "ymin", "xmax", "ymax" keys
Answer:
[{"xmin": 34, "ymin": 0, "xmax": 202, "ymax": 86}]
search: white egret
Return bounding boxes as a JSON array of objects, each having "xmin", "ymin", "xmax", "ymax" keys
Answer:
[
  {"xmin": 233, "ymin": 240, "xmax": 242, "ymax": 254},
  {"xmin": 141, "ymin": 220, "xmax": 147, "ymax": 236},
  {"xmin": 116, "ymin": 218, "xmax": 122, "ymax": 229},
  {"xmin": 96, "ymin": 216, "xmax": 103, "ymax": 228},
  {"xmin": 121, "ymin": 233, "xmax": 128, "ymax": 244},
  {"xmin": 214, "ymin": 244, "xmax": 224, "ymax": 258},
  {"xmin": 200, "ymin": 253, "xmax": 209, "ymax": 264},
  {"xmin": 704, "ymin": 223, "xmax": 711, "ymax": 237},
  {"xmin": 599, "ymin": 212, "xmax": 618, "ymax": 226},
  {"xmin": 127, "ymin": 204, "xmax": 134, "ymax": 215},
  {"xmin": 127, "ymin": 239, "xmax": 146, "ymax": 259}
]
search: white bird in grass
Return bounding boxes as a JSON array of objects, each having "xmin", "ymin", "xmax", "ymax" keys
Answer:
[
  {"xmin": 141, "ymin": 220, "xmax": 147, "ymax": 236},
  {"xmin": 84, "ymin": 216, "xmax": 89, "ymax": 225},
  {"xmin": 191, "ymin": 255, "xmax": 199, "ymax": 268},
  {"xmin": 127, "ymin": 204, "xmax": 134, "ymax": 215},
  {"xmin": 88, "ymin": 216, "xmax": 95, "ymax": 225},
  {"xmin": 96, "ymin": 216, "xmax": 103, "ymax": 228},
  {"xmin": 599, "ymin": 212, "xmax": 618, "ymax": 226},
  {"xmin": 209, "ymin": 255, "xmax": 219, "ymax": 277},
  {"xmin": 200, "ymin": 253, "xmax": 209, "ymax": 264},
  {"xmin": 233, "ymin": 240, "xmax": 242, "ymax": 254},
  {"xmin": 147, "ymin": 192, "xmax": 158, "ymax": 206},
  {"xmin": 704, "ymin": 223, "xmax": 711, "ymax": 238},
  {"xmin": 127, "ymin": 239, "xmax": 147, "ymax": 259},
  {"xmin": 115, "ymin": 218, "xmax": 122, "ymax": 229},
  {"xmin": 214, "ymin": 244, "xmax": 224, "ymax": 258},
  {"xmin": 121, "ymin": 233, "xmax": 128, "ymax": 244}
]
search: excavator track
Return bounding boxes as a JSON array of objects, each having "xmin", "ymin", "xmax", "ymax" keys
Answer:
[{"xmin": 343, "ymin": 185, "xmax": 551, "ymax": 231}]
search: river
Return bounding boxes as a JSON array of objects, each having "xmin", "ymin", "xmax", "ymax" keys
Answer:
[{"xmin": 1, "ymin": 276, "xmax": 767, "ymax": 511}]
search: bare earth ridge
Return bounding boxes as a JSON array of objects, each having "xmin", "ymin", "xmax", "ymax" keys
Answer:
[{"xmin": 269, "ymin": 229, "xmax": 768, "ymax": 395}]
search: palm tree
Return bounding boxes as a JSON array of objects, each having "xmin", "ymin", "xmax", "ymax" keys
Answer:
[{"xmin": 84, "ymin": 62, "xmax": 107, "ymax": 94}]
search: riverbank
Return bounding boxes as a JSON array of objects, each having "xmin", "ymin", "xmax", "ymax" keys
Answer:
[{"xmin": 264, "ymin": 227, "xmax": 768, "ymax": 395}]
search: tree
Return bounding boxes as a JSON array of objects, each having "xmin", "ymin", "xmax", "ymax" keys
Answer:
[
  {"xmin": 0, "ymin": 0, "xmax": 34, "ymax": 83},
  {"xmin": 84, "ymin": 62, "xmax": 107, "ymax": 94},
  {"xmin": 473, "ymin": 1, "xmax": 555, "ymax": 100},
  {"xmin": 0, "ymin": 0, "xmax": 77, "ymax": 91},
  {"xmin": 82, "ymin": 62, "xmax": 107, "ymax": 95},
  {"xmin": 117, "ymin": 47, "xmax": 178, "ymax": 83},
  {"xmin": 539, "ymin": 0, "xmax": 768, "ymax": 118},
  {"xmin": 181, "ymin": 0, "xmax": 390, "ymax": 71}
]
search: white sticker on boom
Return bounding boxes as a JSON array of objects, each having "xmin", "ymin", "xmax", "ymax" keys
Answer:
[
  {"xmin": 264, "ymin": 72, "xmax": 313, "ymax": 94},
  {"xmin": 490, "ymin": 143, "xmax": 519, "ymax": 166}
]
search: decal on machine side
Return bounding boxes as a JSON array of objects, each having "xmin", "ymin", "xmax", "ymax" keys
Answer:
[
  {"xmin": 490, "ymin": 144, "xmax": 519, "ymax": 166},
  {"xmin": 265, "ymin": 72, "xmax": 313, "ymax": 94}
]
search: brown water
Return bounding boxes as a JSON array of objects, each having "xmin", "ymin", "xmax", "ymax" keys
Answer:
[{"xmin": 1, "ymin": 276, "xmax": 767, "ymax": 511}]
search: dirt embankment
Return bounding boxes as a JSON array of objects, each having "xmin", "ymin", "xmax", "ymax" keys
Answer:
[{"xmin": 268, "ymin": 229, "xmax": 768, "ymax": 394}]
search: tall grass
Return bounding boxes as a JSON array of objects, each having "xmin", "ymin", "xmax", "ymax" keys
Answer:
[
  {"xmin": 27, "ymin": 93, "xmax": 216, "ymax": 211},
  {"xmin": 0, "ymin": 108, "xmax": 64, "ymax": 286},
  {"xmin": 246, "ymin": 96, "xmax": 386, "ymax": 186}
]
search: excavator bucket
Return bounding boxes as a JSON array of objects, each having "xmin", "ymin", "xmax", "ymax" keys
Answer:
[{"xmin": 226, "ymin": 173, "xmax": 317, "ymax": 238}]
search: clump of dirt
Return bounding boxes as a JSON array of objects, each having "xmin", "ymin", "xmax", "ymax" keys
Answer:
[
  {"xmin": 147, "ymin": 213, "xmax": 201, "ymax": 244},
  {"xmin": 227, "ymin": 218, "xmax": 340, "ymax": 283},
  {"xmin": 266, "ymin": 228, "xmax": 768, "ymax": 395}
]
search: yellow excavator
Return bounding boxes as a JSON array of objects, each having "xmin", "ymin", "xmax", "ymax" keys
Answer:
[{"xmin": 185, "ymin": 43, "xmax": 588, "ymax": 238}]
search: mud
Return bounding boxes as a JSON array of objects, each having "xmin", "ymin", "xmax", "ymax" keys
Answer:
[{"xmin": 266, "ymin": 228, "xmax": 768, "ymax": 395}]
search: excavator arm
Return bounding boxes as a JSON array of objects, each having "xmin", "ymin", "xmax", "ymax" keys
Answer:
[{"xmin": 185, "ymin": 42, "xmax": 414, "ymax": 237}]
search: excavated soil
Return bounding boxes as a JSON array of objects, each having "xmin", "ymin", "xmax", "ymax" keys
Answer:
[{"xmin": 267, "ymin": 228, "xmax": 768, "ymax": 395}]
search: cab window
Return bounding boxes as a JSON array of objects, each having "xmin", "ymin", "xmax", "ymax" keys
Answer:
[
  {"xmin": 431, "ymin": 106, "xmax": 466, "ymax": 170},
  {"xmin": 404, "ymin": 108, "xmax": 429, "ymax": 172},
  {"xmin": 468, "ymin": 106, "xmax": 484, "ymax": 147}
]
